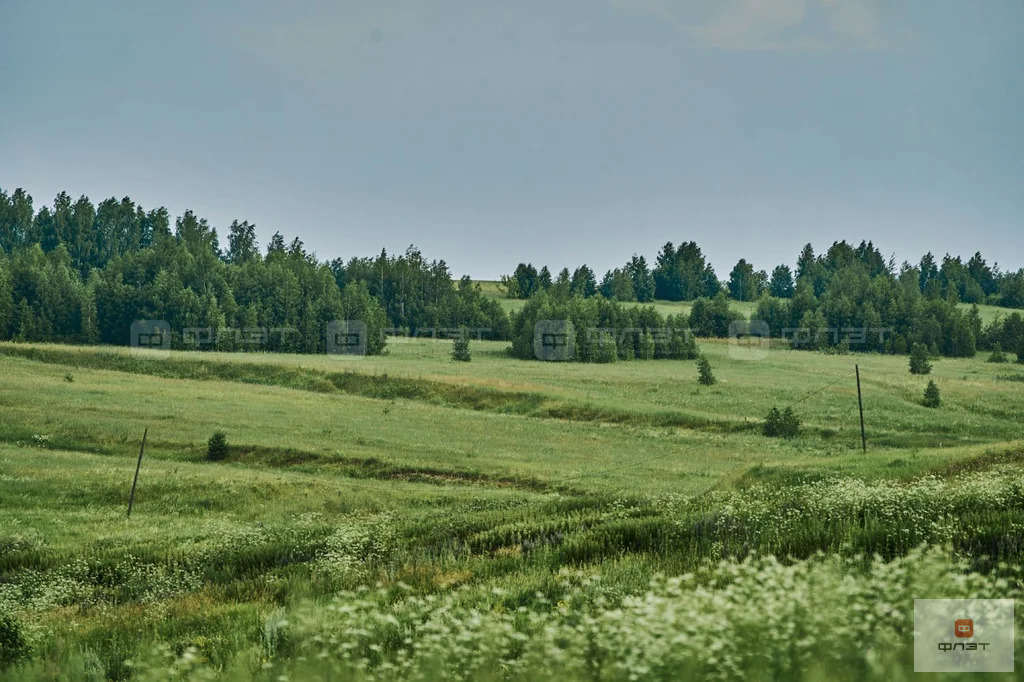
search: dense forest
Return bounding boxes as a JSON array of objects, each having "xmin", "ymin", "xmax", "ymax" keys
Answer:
[
  {"xmin": 506, "ymin": 240, "xmax": 1024, "ymax": 359},
  {"xmin": 506, "ymin": 240, "xmax": 1024, "ymax": 307},
  {"xmin": 0, "ymin": 188, "xmax": 506, "ymax": 354},
  {"xmin": 1, "ymin": 186, "xmax": 1022, "ymax": 361}
]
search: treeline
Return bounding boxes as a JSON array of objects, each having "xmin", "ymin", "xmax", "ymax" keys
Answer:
[
  {"xmin": 754, "ymin": 242, "xmax": 1024, "ymax": 359},
  {"xmin": 332, "ymin": 249, "xmax": 510, "ymax": 340},
  {"xmin": 502, "ymin": 242, "xmax": 716, "ymax": 303},
  {"xmin": 0, "ymin": 188, "xmax": 508, "ymax": 354},
  {"xmin": 507, "ymin": 240, "xmax": 1024, "ymax": 360},
  {"xmin": 505, "ymin": 240, "xmax": 1024, "ymax": 307},
  {"xmin": 3, "ymin": 186, "xmax": 1022, "ymax": 362},
  {"xmin": 509, "ymin": 291, "xmax": 699, "ymax": 363}
]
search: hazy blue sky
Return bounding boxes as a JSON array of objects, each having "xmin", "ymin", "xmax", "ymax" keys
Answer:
[{"xmin": 2, "ymin": 0, "xmax": 1022, "ymax": 279}]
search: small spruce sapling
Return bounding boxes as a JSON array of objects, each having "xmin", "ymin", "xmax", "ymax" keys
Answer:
[
  {"xmin": 451, "ymin": 330, "xmax": 471, "ymax": 362},
  {"xmin": 207, "ymin": 432, "xmax": 229, "ymax": 461},
  {"xmin": 697, "ymin": 355, "xmax": 716, "ymax": 386}
]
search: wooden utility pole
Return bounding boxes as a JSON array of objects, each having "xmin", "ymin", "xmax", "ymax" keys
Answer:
[
  {"xmin": 127, "ymin": 428, "xmax": 148, "ymax": 517},
  {"xmin": 855, "ymin": 365, "xmax": 867, "ymax": 453}
]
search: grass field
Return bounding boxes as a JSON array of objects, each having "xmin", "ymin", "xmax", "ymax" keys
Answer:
[{"xmin": 2, "ymin": 338, "xmax": 1024, "ymax": 680}]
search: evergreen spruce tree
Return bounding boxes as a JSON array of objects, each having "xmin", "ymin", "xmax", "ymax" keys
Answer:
[
  {"xmin": 451, "ymin": 330, "xmax": 471, "ymax": 362},
  {"xmin": 206, "ymin": 432, "xmax": 229, "ymax": 461},
  {"xmin": 537, "ymin": 266, "xmax": 553, "ymax": 290},
  {"xmin": 780, "ymin": 407, "xmax": 800, "ymax": 437},
  {"xmin": 768, "ymin": 265, "xmax": 795, "ymax": 299},
  {"xmin": 909, "ymin": 343, "xmax": 932, "ymax": 375},
  {"xmin": 763, "ymin": 406, "xmax": 800, "ymax": 438},
  {"xmin": 697, "ymin": 354, "xmax": 716, "ymax": 385},
  {"xmin": 923, "ymin": 380, "xmax": 942, "ymax": 408}
]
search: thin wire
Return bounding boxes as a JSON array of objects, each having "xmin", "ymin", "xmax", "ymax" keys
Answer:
[{"xmin": 783, "ymin": 370, "xmax": 858, "ymax": 408}]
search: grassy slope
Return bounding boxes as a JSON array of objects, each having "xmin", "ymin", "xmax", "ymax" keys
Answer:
[{"xmin": 2, "ymin": 339, "xmax": 1024, "ymax": 679}]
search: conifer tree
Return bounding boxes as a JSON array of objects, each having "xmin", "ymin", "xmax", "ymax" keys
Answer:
[
  {"xmin": 909, "ymin": 343, "xmax": 932, "ymax": 375},
  {"xmin": 697, "ymin": 354, "xmax": 716, "ymax": 385},
  {"xmin": 451, "ymin": 329, "xmax": 471, "ymax": 362}
]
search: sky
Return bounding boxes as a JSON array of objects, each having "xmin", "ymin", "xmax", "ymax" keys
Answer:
[{"xmin": 1, "ymin": 0, "xmax": 1022, "ymax": 280}]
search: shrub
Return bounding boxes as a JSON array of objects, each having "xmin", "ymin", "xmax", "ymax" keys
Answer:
[
  {"xmin": 987, "ymin": 343, "xmax": 1008, "ymax": 363},
  {"xmin": 0, "ymin": 612, "xmax": 29, "ymax": 665},
  {"xmin": 696, "ymin": 355, "xmax": 716, "ymax": 385},
  {"xmin": 64, "ymin": 372, "xmax": 74, "ymax": 382},
  {"xmin": 909, "ymin": 343, "xmax": 932, "ymax": 375},
  {"xmin": 763, "ymin": 406, "xmax": 800, "ymax": 438},
  {"xmin": 922, "ymin": 381, "xmax": 941, "ymax": 408},
  {"xmin": 207, "ymin": 432, "xmax": 229, "ymax": 461},
  {"xmin": 823, "ymin": 338, "xmax": 851, "ymax": 355},
  {"xmin": 451, "ymin": 332, "xmax": 471, "ymax": 362}
]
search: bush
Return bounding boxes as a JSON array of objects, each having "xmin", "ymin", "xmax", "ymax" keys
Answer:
[
  {"xmin": 696, "ymin": 355, "xmax": 716, "ymax": 385},
  {"xmin": 909, "ymin": 343, "xmax": 932, "ymax": 375},
  {"xmin": 823, "ymin": 338, "xmax": 851, "ymax": 355},
  {"xmin": 207, "ymin": 432, "xmax": 229, "ymax": 461},
  {"xmin": 763, "ymin": 406, "xmax": 801, "ymax": 438},
  {"xmin": 451, "ymin": 332, "xmax": 471, "ymax": 362},
  {"xmin": 922, "ymin": 381, "xmax": 941, "ymax": 408},
  {"xmin": 0, "ymin": 612, "xmax": 29, "ymax": 665},
  {"xmin": 987, "ymin": 343, "xmax": 1008, "ymax": 363}
]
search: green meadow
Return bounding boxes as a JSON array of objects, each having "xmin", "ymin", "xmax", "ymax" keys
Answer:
[{"xmin": 2, "ymin": 337, "xmax": 1024, "ymax": 680}]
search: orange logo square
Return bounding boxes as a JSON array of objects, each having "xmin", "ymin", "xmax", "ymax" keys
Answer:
[{"xmin": 954, "ymin": 619, "xmax": 974, "ymax": 638}]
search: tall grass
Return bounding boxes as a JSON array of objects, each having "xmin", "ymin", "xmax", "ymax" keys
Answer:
[{"xmin": 2, "ymin": 341, "xmax": 1024, "ymax": 679}]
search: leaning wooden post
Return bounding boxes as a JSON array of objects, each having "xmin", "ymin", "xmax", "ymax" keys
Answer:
[
  {"xmin": 127, "ymin": 428, "xmax": 148, "ymax": 517},
  {"xmin": 855, "ymin": 365, "xmax": 867, "ymax": 453}
]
